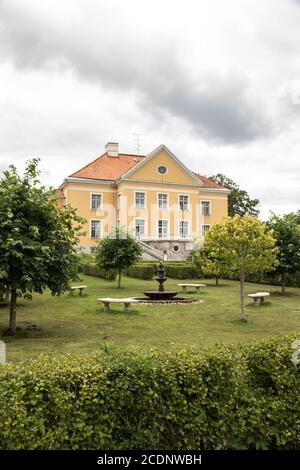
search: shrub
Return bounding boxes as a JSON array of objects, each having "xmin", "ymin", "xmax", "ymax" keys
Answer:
[
  {"xmin": 125, "ymin": 264, "xmax": 155, "ymax": 280},
  {"xmin": 164, "ymin": 263, "xmax": 200, "ymax": 279},
  {"xmin": 1, "ymin": 336, "xmax": 299, "ymax": 450},
  {"xmin": 81, "ymin": 262, "xmax": 116, "ymax": 281}
]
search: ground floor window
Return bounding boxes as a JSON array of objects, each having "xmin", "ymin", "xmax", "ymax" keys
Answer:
[
  {"xmin": 90, "ymin": 220, "xmax": 101, "ymax": 239},
  {"xmin": 201, "ymin": 224, "xmax": 210, "ymax": 237},
  {"xmin": 135, "ymin": 219, "xmax": 146, "ymax": 238},
  {"xmin": 179, "ymin": 220, "xmax": 189, "ymax": 238},
  {"xmin": 158, "ymin": 220, "xmax": 169, "ymax": 238}
]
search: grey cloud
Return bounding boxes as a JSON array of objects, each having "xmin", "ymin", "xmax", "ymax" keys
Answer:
[{"xmin": 0, "ymin": 1, "xmax": 273, "ymax": 145}]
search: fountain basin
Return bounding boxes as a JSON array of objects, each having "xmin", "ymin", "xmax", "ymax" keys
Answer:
[{"xmin": 143, "ymin": 291, "xmax": 179, "ymax": 301}]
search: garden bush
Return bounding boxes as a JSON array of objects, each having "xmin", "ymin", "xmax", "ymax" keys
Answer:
[
  {"xmin": 125, "ymin": 264, "xmax": 155, "ymax": 280},
  {"xmin": 164, "ymin": 263, "xmax": 201, "ymax": 279},
  {"xmin": 0, "ymin": 335, "xmax": 299, "ymax": 450},
  {"xmin": 80, "ymin": 262, "xmax": 116, "ymax": 281}
]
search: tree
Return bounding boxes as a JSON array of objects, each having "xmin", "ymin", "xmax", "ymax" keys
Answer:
[
  {"xmin": 266, "ymin": 212, "xmax": 300, "ymax": 295},
  {"xmin": 0, "ymin": 159, "xmax": 84, "ymax": 335},
  {"xmin": 193, "ymin": 247, "xmax": 230, "ymax": 286},
  {"xmin": 96, "ymin": 227, "xmax": 142, "ymax": 288},
  {"xmin": 200, "ymin": 215, "xmax": 278, "ymax": 321},
  {"xmin": 209, "ymin": 174, "xmax": 260, "ymax": 217}
]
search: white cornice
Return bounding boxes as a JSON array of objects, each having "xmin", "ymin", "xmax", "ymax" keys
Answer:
[
  {"xmin": 64, "ymin": 177, "xmax": 115, "ymax": 185},
  {"xmin": 119, "ymin": 178, "xmax": 201, "ymax": 188}
]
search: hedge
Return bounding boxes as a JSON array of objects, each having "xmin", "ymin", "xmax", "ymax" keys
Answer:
[
  {"xmin": 0, "ymin": 335, "xmax": 299, "ymax": 450},
  {"xmin": 80, "ymin": 262, "xmax": 116, "ymax": 281},
  {"xmin": 125, "ymin": 264, "xmax": 155, "ymax": 280}
]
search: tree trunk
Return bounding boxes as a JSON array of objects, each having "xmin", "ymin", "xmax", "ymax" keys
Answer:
[
  {"xmin": 6, "ymin": 287, "xmax": 17, "ymax": 336},
  {"xmin": 4, "ymin": 286, "xmax": 10, "ymax": 305},
  {"xmin": 281, "ymin": 274, "xmax": 286, "ymax": 296},
  {"xmin": 216, "ymin": 276, "xmax": 219, "ymax": 286},
  {"xmin": 117, "ymin": 268, "xmax": 122, "ymax": 289},
  {"xmin": 240, "ymin": 264, "xmax": 247, "ymax": 322}
]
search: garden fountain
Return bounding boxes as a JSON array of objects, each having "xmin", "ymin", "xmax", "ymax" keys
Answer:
[
  {"xmin": 143, "ymin": 261, "xmax": 179, "ymax": 301},
  {"xmin": 134, "ymin": 241, "xmax": 199, "ymax": 304}
]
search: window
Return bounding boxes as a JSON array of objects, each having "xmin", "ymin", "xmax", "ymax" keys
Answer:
[
  {"xmin": 90, "ymin": 246, "xmax": 97, "ymax": 254},
  {"xmin": 117, "ymin": 193, "xmax": 121, "ymax": 210},
  {"xmin": 158, "ymin": 193, "xmax": 168, "ymax": 209},
  {"xmin": 135, "ymin": 219, "xmax": 145, "ymax": 238},
  {"xmin": 135, "ymin": 192, "xmax": 145, "ymax": 209},
  {"xmin": 179, "ymin": 220, "xmax": 189, "ymax": 238},
  {"xmin": 91, "ymin": 220, "xmax": 101, "ymax": 239},
  {"xmin": 158, "ymin": 220, "xmax": 169, "ymax": 238},
  {"xmin": 201, "ymin": 201, "xmax": 211, "ymax": 216},
  {"xmin": 201, "ymin": 224, "xmax": 210, "ymax": 237},
  {"xmin": 157, "ymin": 165, "xmax": 168, "ymax": 175},
  {"xmin": 91, "ymin": 194, "xmax": 102, "ymax": 210},
  {"xmin": 179, "ymin": 195, "xmax": 189, "ymax": 211}
]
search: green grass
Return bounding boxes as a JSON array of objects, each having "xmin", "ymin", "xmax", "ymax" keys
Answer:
[{"xmin": 1, "ymin": 274, "xmax": 300, "ymax": 362}]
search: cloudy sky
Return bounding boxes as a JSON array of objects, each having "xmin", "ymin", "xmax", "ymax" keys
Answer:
[{"xmin": 0, "ymin": 0, "xmax": 300, "ymax": 219}]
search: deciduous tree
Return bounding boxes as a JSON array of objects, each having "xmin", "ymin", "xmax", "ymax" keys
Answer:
[
  {"xmin": 267, "ymin": 212, "xmax": 300, "ymax": 295},
  {"xmin": 209, "ymin": 174, "xmax": 260, "ymax": 217},
  {"xmin": 200, "ymin": 215, "xmax": 278, "ymax": 321},
  {"xmin": 0, "ymin": 159, "xmax": 84, "ymax": 335},
  {"xmin": 96, "ymin": 227, "xmax": 142, "ymax": 288}
]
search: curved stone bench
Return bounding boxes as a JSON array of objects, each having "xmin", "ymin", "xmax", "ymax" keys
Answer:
[
  {"xmin": 177, "ymin": 283, "xmax": 207, "ymax": 293},
  {"xmin": 98, "ymin": 298, "xmax": 139, "ymax": 313},
  {"xmin": 248, "ymin": 292, "xmax": 270, "ymax": 306},
  {"xmin": 70, "ymin": 285, "xmax": 87, "ymax": 296}
]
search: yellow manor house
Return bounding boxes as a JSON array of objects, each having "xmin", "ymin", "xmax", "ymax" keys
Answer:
[{"xmin": 57, "ymin": 142, "xmax": 229, "ymax": 260}]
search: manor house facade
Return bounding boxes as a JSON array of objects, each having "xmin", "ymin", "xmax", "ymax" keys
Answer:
[{"xmin": 57, "ymin": 142, "xmax": 229, "ymax": 260}]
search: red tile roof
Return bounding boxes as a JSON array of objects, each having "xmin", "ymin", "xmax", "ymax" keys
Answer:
[
  {"xmin": 69, "ymin": 153, "xmax": 145, "ymax": 180},
  {"xmin": 193, "ymin": 173, "xmax": 227, "ymax": 189},
  {"xmin": 68, "ymin": 152, "xmax": 226, "ymax": 190}
]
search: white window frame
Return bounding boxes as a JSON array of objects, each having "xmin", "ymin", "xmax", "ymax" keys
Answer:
[
  {"xmin": 157, "ymin": 219, "xmax": 169, "ymax": 239},
  {"xmin": 178, "ymin": 194, "xmax": 189, "ymax": 212},
  {"xmin": 90, "ymin": 219, "xmax": 102, "ymax": 239},
  {"xmin": 201, "ymin": 200, "xmax": 211, "ymax": 216},
  {"xmin": 134, "ymin": 218, "xmax": 147, "ymax": 238},
  {"xmin": 157, "ymin": 192, "xmax": 169, "ymax": 210},
  {"xmin": 134, "ymin": 191, "xmax": 147, "ymax": 209},
  {"xmin": 178, "ymin": 220, "xmax": 189, "ymax": 239},
  {"xmin": 201, "ymin": 224, "xmax": 211, "ymax": 238},
  {"xmin": 90, "ymin": 193, "xmax": 103, "ymax": 210}
]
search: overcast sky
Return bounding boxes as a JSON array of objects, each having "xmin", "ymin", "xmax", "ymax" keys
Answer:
[{"xmin": 0, "ymin": 0, "xmax": 300, "ymax": 220}]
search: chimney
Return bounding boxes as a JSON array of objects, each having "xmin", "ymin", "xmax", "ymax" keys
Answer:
[{"xmin": 105, "ymin": 142, "xmax": 119, "ymax": 157}]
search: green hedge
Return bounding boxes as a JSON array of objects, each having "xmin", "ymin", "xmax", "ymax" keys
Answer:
[
  {"xmin": 224, "ymin": 271, "xmax": 300, "ymax": 288},
  {"xmin": 125, "ymin": 262, "xmax": 201, "ymax": 280},
  {"xmin": 1, "ymin": 336, "xmax": 299, "ymax": 450},
  {"xmin": 81, "ymin": 262, "xmax": 116, "ymax": 281},
  {"xmin": 164, "ymin": 263, "xmax": 200, "ymax": 279},
  {"xmin": 125, "ymin": 264, "xmax": 155, "ymax": 280}
]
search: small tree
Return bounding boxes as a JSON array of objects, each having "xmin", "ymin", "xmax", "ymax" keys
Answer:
[
  {"xmin": 193, "ymin": 247, "xmax": 230, "ymax": 286},
  {"xmin": 209, "ymin": 174, "xmax": 260, "ymax": 217},
  {"xmin": 0, "ymin": 159, "xmax": 84, "ymax": 335},
  {"xmin": 267, "ymin": 212, "xmax": 300, "ymax": 295},
  {"xmin": 96, "ymin": 227, "xmax": 142, "ymax": 288},
  {"xmin": 201, "ymin": 215, "xmax": 278, "ymax": 321}
]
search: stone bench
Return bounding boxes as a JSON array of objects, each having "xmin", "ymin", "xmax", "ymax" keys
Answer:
[
  {"xmin": 70, "ymin": 285, "xmax": 87, "ymax": 296},
  {"xmin": 177, "ymin": 283, "xmax": 207, "ymax": 293},
  {"xmin": 98, "ymin": 298, "xmax": 139, "ymax": 313},
  {"xmin": 248, "ymin": 292, "xmax": 270, "ymax": 306}
]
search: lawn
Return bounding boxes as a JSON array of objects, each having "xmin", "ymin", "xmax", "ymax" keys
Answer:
[{"xmin": 1, "ymin": 274, "xmax": 300, "ymax": 362}]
